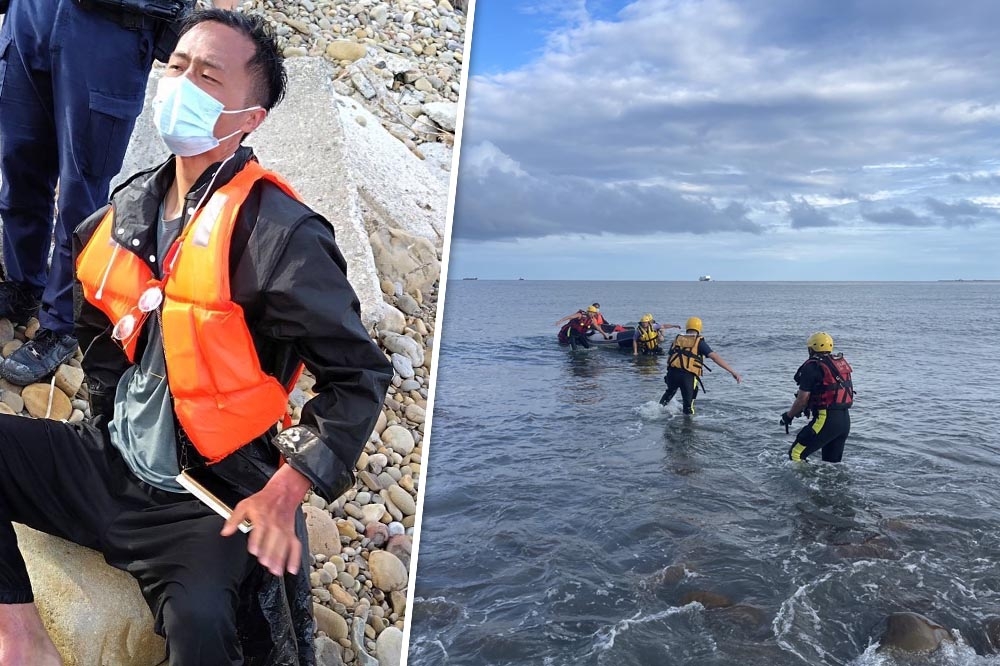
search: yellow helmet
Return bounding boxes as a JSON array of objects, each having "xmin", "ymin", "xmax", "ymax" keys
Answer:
[
  {"xmin": 685, "ymin": 317, "xmax": 702, "ymax": 333},
  {"xmin": 587, "ymin": 305, "xmax": 599, "ymax": 313},
  {"xmin": 640, "ymin": 313, "xmax": 654, "ymax": 323},
  {"xmin": 807, "ymin": 332, "xmax": 834, "ymax": 353}
]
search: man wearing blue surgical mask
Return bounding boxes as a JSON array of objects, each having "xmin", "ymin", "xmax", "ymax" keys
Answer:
[
  {"xmin": 0, "ymin": 0, "xmax": 238, "ymax": 386},
  {"xmin": 0, "ymin": 10, "xmax": 392, "ymax": 665}
]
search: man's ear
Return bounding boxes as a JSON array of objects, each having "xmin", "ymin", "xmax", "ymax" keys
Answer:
[{"xmin": 241, "ymin": 108, "xmax": 267, "ymax": 136}]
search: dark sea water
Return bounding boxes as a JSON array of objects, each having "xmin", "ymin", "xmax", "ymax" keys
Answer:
[{"xmin": 409, "ymin": 280, "xmax": 1000, "ymax": 666}]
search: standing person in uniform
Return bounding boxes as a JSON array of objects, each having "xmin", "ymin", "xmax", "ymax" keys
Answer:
[
  {"xmin": 0, "ymin": 11, "xmax": 392, "ymax": 664},
  {"xmin": 0, "ymin": 0, "xmax": 237, "ymax": 386},
  {"xmin": 781, "ymin": 332, "xmax": 854, "ymax": 462},
  {"xmin": 659, "ymin": 317, "xmax": 741, "ymax": 414},
  {"xmin": 632, "ymin": 313, "xmax": 680, "ymax": 356}
]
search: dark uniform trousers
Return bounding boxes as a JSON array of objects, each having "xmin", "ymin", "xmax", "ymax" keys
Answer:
[
  {"xmin": 0, "ymin": 0, "xmax": 155, "ymax": 333},
  {"xmin": 0, "ymin": 414, "xmax": 256, "ymax": 665},
  {"xmin": 788, "ymin": 408, "xmax": 851, "ymax": 463},
  {"xmin": 662, "ymin": 366, "xmax": 700, "ymax": 414}
]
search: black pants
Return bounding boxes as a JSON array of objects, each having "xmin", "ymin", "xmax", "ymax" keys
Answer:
[
  {"xmin": 788, "ymin": 408, "xmax": 851, "ymax": 462},
  {"xmin": 568, "ymin": 328, "xmax": 591, "ymax": 349},
  {"xmin": 660, "ymin": 367, "xmax": 700, "ymax": 414},
  {"xmin": 0, "ymin": 415, "xmax": 254, "ymax": 665}
]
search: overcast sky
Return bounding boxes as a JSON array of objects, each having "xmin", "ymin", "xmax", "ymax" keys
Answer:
[{"xmin": 448, "ymin": 0, "xmax": 1000, "ymax": 280}]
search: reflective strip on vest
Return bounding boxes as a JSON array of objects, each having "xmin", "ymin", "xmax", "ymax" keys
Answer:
[{"xmin": 76, "ymin": 161, "xmax": 305, "ymax": 462}]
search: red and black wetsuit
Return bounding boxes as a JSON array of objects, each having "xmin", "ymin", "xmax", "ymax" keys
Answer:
[
  {"xmin": 566, "ymin": 315, "xmax": 599, "ymax": 349},
  {"xmin": 788, "ymin": 353, "xmax": 854, "ymax": 462}
]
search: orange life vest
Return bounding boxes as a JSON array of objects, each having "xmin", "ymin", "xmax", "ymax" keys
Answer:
[{"xmin": 76, "ymin": 161, "xmax": 301, "ymax": 463}]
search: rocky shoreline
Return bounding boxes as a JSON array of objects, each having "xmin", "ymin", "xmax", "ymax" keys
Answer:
[
  {"xmin": 300, "ymin": 278, "xmax": 435, "ymax": 666},
  {"xmin": 257, "ymin": 2, "xmax": 461, "ymax": 662},
  {"xmin": 250, "ymin": 0, "xmax": 466, "ymax": 158}
]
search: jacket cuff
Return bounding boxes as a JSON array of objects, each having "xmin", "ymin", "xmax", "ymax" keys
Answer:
[{"xmin": 272, "ymin": 425, "xmax": 355, "ymax": 502}]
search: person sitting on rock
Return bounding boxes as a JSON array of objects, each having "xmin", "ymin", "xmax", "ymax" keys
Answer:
[
  {"xmin": 0, "ymin": 10, "xmax": 392, "ymax": 666},
  {"xmin": 632, "ymin": 313, "xmax": 680, "ymax": 356}
]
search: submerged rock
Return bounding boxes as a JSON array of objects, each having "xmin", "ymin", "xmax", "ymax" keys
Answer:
[
  {"xmin": 985, "ymin": 615, "xmax": 1000, "ymax": 653},
  {"xmin": 681, "ymin": 590, "xmax": 733, "ymax": 609},
  {"xmin": 649, "ymin": 563, "xmax": 688, "ymax": 586},
  {"xmin": 832, "ymin": 533, "xmax": 900, "ymax": 560},
  {"xmin": 878, "ymin": 612, "xmax": 954, "ymax": 653}
]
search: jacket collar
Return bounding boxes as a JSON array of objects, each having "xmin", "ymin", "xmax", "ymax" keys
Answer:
[{"xmin": 108, "ymin": 146, "xmax": 257, "ymax": 272}]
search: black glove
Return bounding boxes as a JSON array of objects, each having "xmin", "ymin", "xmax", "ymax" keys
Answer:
[{"xmin": 780, "ymin": 412, "xmax": 794, "ymax": 433}]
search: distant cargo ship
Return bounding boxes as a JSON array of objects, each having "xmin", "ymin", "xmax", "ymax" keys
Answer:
[
  {"xmin": 699, "ymin": 275, "xmax": 712, "ymax": 282},
  {"xmin": 462, "ymin": 277, "xmax": 478, "ymax": 280}
]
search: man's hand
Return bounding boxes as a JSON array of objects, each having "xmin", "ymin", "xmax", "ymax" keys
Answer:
[
  {"xmin": 211, "ymin": 0, "xmax": 241, "ymax": 9},
  {"xmin": 780, "ymin": 412, "xmax": 794, "ymax": 433},
  {"xmin": 222, "ymin": 464, "xmax": 312, "ymax": 576}
]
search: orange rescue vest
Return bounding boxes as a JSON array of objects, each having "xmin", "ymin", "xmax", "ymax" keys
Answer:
[{"xmin": 76, "ymin": 161, "xmax": 302, "ymax": 463}]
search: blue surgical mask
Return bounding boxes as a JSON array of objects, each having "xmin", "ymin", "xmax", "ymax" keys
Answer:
[{"xmin": 152, "ymin": 75, "xmax": 261, "ymax": 157}]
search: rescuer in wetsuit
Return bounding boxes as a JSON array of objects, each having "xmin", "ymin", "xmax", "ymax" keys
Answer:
[
  {"xmin": 564, "ymin": 305, "xmax": 610, "ymax": 349},
  {"xmin": 781, "ymin": 332, "xmax": 855, "ymax": 462},
  {"xmin": 632, "ymin": 313, "xmax": 680, "ymax": 356},
  {"xmin": 659, "ymin": 316, "xmax": 741, "ymax": 414}
]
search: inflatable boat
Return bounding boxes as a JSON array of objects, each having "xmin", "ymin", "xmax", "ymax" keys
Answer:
[{"xmin": 557, "ymin": 323, "xmax": 635, "ymax": 349}]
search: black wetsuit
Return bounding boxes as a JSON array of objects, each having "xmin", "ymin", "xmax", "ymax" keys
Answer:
[
  {"xmin": 568, "ymin": 327, "xmax": 592, "ymax": 349},
  {"xmin": 788, "ymin": 357, "xmax": 852, "ymax": 462},
  {"xmin": 660, "ymin": 338, "xmax": 713, "ymax": 414}
]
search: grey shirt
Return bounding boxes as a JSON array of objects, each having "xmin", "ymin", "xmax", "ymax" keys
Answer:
[{"xmin": 107, "ymin": 205, "xmax": 185, "ymax": 492}]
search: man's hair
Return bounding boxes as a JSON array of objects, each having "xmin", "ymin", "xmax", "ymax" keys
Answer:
[{"xmin": 179, "ymin": 10, "xmax": 286, "ymax": 111}]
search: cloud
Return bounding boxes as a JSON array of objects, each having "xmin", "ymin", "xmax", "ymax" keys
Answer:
[
  {"xmin": 861, "ymin": 207, "xmax": 932, "ymax": 227},
  {"xmin": 452, "ymin": 0, "xmax": 1000, "ymax": 277},
  {"xmin": 948, "ymin": 170, "xmax": 1000, "ymax": 185},
  {"xmin": 924, "ymin": 197, "xmax": 999, "ymax": 227},
  {"xmin": 787, "ymin": 200, "xmax": 838, "ymax": 229},
  {"xmin": 454, "ymin": 141, "xmax": 760, "ymax": 240}
]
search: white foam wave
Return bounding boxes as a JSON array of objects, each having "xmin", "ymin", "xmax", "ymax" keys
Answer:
[
  {"xmin": 636, "ymin": 400, "xmax": 680, "ymax": 421},
  {"xmin": 591, "ymin": 602, "xmax": 701, "ymax": 653},
  {"xmin": 407, "ymin": 637, "xmax": 449, "ymax": 665}
]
